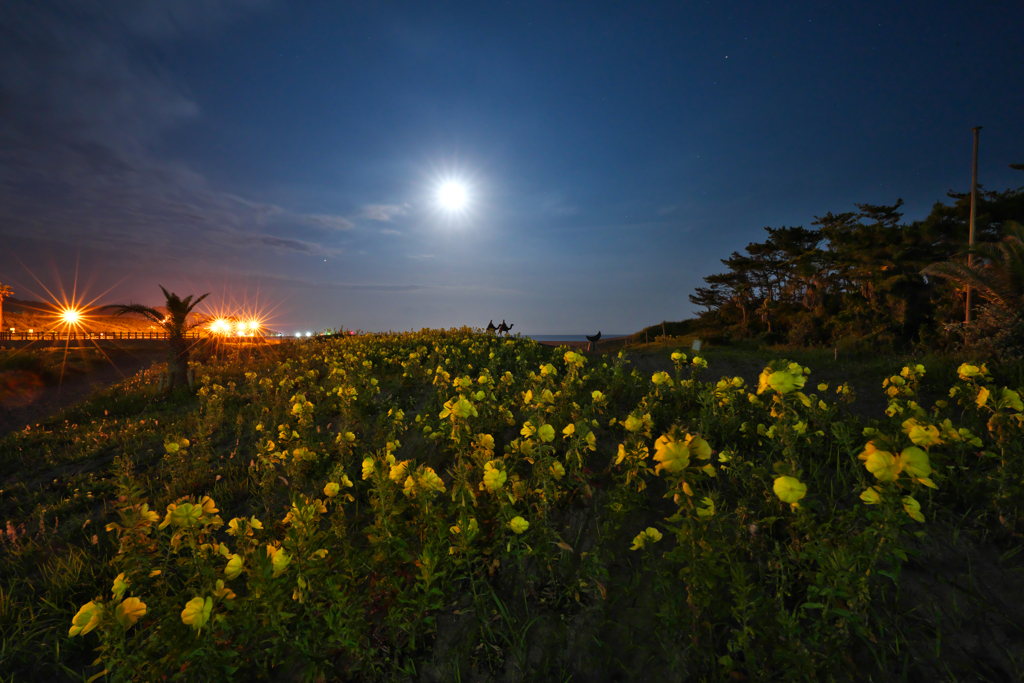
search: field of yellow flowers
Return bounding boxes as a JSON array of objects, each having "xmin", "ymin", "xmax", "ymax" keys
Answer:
[{"xmin": 1, "ymin": 328, "xmax": 1023, "ymax": 682}]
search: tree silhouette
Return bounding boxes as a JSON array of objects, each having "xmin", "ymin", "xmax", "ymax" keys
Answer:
[
  {"xmin": 105, "ymin": 286, "xmax": 209, "ymax": 391},
  {"xmin": 923, "ymin": 221, "xmax": 1024, "ymax": 322}
]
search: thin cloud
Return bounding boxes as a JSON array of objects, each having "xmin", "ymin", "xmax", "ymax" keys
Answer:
[
  {"xmin": 362, "ymin": 203, "xmax": 410, "ymax": 221},
  {"xmin": 380, "ymin": 229, "xmax": 402, "ymax": 236},
  {"xmin": 305, "ymin": 214, "xmax": 356, "ymax": 231},
  {"xmin": 407, "ymin": 254, "xmax": 435, "ymax": 259}
]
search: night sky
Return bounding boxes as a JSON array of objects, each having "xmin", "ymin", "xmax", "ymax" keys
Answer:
[{"xmin": 2, "ymin": 1, "xmax": 1022, "ymax": 335}]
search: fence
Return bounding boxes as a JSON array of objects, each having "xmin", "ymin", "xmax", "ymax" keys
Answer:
[{"xmin": 0, "ymin": 331, "xmax": 202, "ymax": 342}]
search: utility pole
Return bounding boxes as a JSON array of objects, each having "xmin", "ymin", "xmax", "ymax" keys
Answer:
[{"xmin": 966, "ymin": 126, "xmax": 982, "ymax": 323}]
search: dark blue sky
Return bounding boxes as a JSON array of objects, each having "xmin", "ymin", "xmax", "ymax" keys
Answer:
[{"xmin": 2, "ymin": 1, "xmax": 1022, "ymax": 333}]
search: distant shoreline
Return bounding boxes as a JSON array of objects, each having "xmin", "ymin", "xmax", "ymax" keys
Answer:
[{"xmin": 523, "ymin": 334, "xmax": 628, "ymax": 342}]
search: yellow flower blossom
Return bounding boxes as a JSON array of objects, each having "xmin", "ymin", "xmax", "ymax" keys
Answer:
[
  {"xmin": 902, "ymin": 419, "xmax": 943, "ymax": 447},
  {"xmin": 563, "ymin": 423, "xmax": 575, "ymax": 437},
  {"xmin": 213, "ymin": 579, "xmax": 236, "ymax": 600},
  {"xmin": 591, "ymin": 390, "xmax": 606, "ymax": 403},
  {"xmin": 1001, "ymin": 388, "xmax": 1024, "ymax": 411},
  {"xmin": 181, "ymin": 596, "xmax": 213, "ymax": 631},
  {"xmin": 623, "ymin": 415, "xmax": 644, "ymax": 433},
  {"xmin": 957, "ymin": 363, "xmax": 985, "ymax": 380},
  {"xmin": 630, "ymin": 527, "xmax": 663, "ymax": 550},
  {"xmin": 860, "ymin": 487, "xmax": 882, "ymax": 504},
  {"xmin": 225, "ymin": 554, "xmax": 243, "ymax": 579},
  {"xmin": 550, "ymin": 461, "xmax": 565, "ymax": 479},
  {"xmin": 389, "ymin": 460, "xmax": 410, "ymax": 482},
  {"xmin": 863, "ymin": 448, "xmax": 901, "ymax": 482},
  {"xmin": 903, "ymin": 495, "xmax": 925, "ymax": 522},
  {"xmin": 362, "ymin": 457, "xmax": 375, "ymax": 480},
  {"xmin": 482, "ymin": 462, "xmax": 507, "ymax": 492},
  {"xmin": 419, "ymin": 467, "xmax": 446, "ymax": 493},
  {"xmin": 585, "ymin": 432, "xmax": 597, "ymax": 451},
  {"xmin": 653, "ymin": 435, "xmax": 690, "ymax": 474},
  {"xmin": 509, "ymin": 516, "xmax": 530, "ymax": 534},
  {"xmin": 899, "ymin": 447, "xmax": 932, "ymax": 478},
  {"xmin": 112, "ymin": 572, "xmax": 130, "ymax": 600},
  {"xmin": 451, "ymin": 397, "xmax": 478, "ymax": 419},
  {"xmin": 538, "ymin": 424, "xmax": 555, "ymax": 442},
  {"xmin": 976, "ymin": 386, "xmax": 990, "ymax": 407},
  {"xmin": 323, "ymin": 482, "xmax": 341, "ymax": 498},
  {"xmin": 69, "ymin": 601, "xmax": 102, "ymax": 637},
  {"xmin": 270, "ymin": 546, "xmax": 291, "ymax": 576},
  {"xmin": 773, "ymin": 476, "xmax": 807, "ymax": 504},
  {"xmin": 652, "ymin": 371, "xmax": 671, "ymax": 385},
  {"xmin": 115, "ymin": 597, "xmax": 146, "ymax": 629}
]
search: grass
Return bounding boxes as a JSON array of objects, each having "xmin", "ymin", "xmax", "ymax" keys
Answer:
[{"xmin": 0, "ymin": 329, "xmax": 1022, "ymax": 681}]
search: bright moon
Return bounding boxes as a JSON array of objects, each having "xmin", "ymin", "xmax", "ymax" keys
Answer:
[{"xmin": 438, "ymin": 182, "xmax": 468, "ymax": 210}]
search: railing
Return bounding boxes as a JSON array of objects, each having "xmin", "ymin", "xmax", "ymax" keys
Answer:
[{"xmin": 0, "ymin": 331, "xmax": 203, "ymax": 341}]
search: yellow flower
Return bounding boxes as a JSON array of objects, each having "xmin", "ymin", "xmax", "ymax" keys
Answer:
[
  {"xmin": 69, "ymin": 601, "xmax": 102, "ymax": 637},
  {"xmin": 225, "ymin": 554, "xmax": 243, "ymax": 579},
  {"xmin": 957, "ymin": 363, "xmax": 984, "ymax": 380},
  {"xmin": 249, "ymin": 516, "xmax": 263, "ymax": 530},
  {"xmin": 630, "ymin": 527, "xmax": 663, "ymax": 550},
  {"xmin": 652, "ymin": 371, "xmax": 671, "ymax": 386},
  {"xmin": 671, "ymin": 351, "xmax": 687, "ymax": 362},
  {"xmin": 563, "ymin": 423, "xmax": 575, "ymax": 437},
  {"xmin": 520, "ymin": 421, "xmax": 537, "ymax": 437},
  {"xmin": 773, "ymin": 476, "xmax": 807, "ymax": 504},
  {"xmin": 271, "ymin": 547, "xmax": 292, "ymax": 576},
  {"xmin": 538, "ymin": 424, "xmax": 555, "ymax": 443},
  {"xmin": 540, "ymin": 363, "xmax": 558, "ymax": 377},
  {"xmin": 112, "ymin": 572, "xmax": 130, "ymax": 600},
  {"xmin": 765, "ymin": 370, "xmax": 805, "ymax": 394},
  {"xmin": 181, "ymin": 596, "xmax": 213, "ymax": 631},
  {"xmin": 623, "ymin": 415, "xmax": 644, "ymax": 433},
  {"xmin": 860, "ymin": 487, "xmax": 882, "ymax": 504},
  {"xmin": 899, "ymin": 447, "xmax": 932, "ymax": 478},
  {"xmin": 323, "ymin": 482, "xmax": 341, "ymax": 498},
  {"xmin": 139, "ymin": 503, "xmax": 160, "ymax": 525},
  {"xmin": 1001, "ymin": 388, "xmax": 1024, "ymax": 412},
  {"xmin": 477, "ymin": 434, "xmax": 495, "ymax": 451},
  {"xmin": 902, "ymin": 419, "xmax": 943, "ymax": 447},
  {"xmin": 585, "ymin": 432, "xmax": 597, "ymax": 451},
  {"xmin": 903, "ymin": 495, "xmax": 925, "ymax": 522},
  {"xmin": 362, "ymin": 457, "xmax": 375, "ymax": 480},
  {"xmin": 482, "ymin": 462, "xmax": 507, "ymax": 492},
  {"xmin": 974, "ymin": 386, "xmax": 992, "ymax": 407},
  {"xmin": 115, "ymin": 597, "xmax": 146, "ymax": 629},
  {"xmin": 591, "ymin": 390, "xmax": 606, "ymax": 403},
  {"xmin": 162, "ymin": 503, "xmax": 202, "ymax": 529},
  {"xmin": 339, "ymin": 474, "xmax": 354, "ymax": 488},
  {"xmin": 451, "ymin": 397, "xmax": 478, "ymax": 419},
  {"xmin": 550, "ymin": 461, "xmax": 565, "ymax": 479},
  {"xmin": 509, "ymin": 516, "xmax": 530, "ymax": 534},
  {"xmin": 696, "ymin": 497, "xmax": 715, "ymax": 518},
  {"xmin": 817, "ymin": 383, "xmax": 829, "ymax": 392},
  {"xmin": 213, "ymin": 579, "xmax": 236, "ymax": 600},
  {"xmin": 419, "ymin": 467, "xmax": 446, "ymax": 493},
  {"xmin": 864, "ymin": 449, "xmax": 901, "ymax": 482},
  {"xmin": 653, "ymin": 435, "xmax": 690, "ymax": 474},
  {"xmin": 389, "ymin": 460, "xmax": 410, "ymax": 482}
]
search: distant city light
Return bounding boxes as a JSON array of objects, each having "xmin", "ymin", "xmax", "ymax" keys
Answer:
[
  {"xmin": 61, "ymin": 308, "xmax": 82, "ymax": 325},
  {"xmin": 305, "ymin": 332, "xmax": 312, "ymax": 337}
]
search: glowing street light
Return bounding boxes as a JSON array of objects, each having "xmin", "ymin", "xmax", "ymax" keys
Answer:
[{"xmin": 61, "ymin": 308, "xmax": 82, "ymax": 325}]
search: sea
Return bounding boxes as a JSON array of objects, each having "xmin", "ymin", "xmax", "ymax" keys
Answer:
[{"xmin": 523, "ymin": 334, "xmax": 629, "ymax": 342}]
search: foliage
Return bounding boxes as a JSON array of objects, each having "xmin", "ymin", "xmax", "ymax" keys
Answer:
[
  {"xmin": 105, "ymin": 286, "xmax": 209, "ymax": 391},
  {"xmin": 0, "ymin": 330, "xmax": 1022, "ymax": 681},
  {"xmin": 689, "ymin": 172, "xmax": 1024, "ymax": 351}
]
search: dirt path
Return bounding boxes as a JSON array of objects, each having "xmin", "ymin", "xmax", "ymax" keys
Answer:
[{"xmin": 0, "ymin": 349, "xmax": 164, "ymax": 437}]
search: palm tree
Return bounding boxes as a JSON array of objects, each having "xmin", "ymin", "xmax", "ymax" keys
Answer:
[
  {"xmin": 106, "ymin": 286, "xmax": 210, "ymax": 391},
  {"xmin": 0, "ymin": 283, "xmax": 12, "ymax": 331},
  {"xmin": 923, "ymin": 221, "xmax": 1024, "ymax": 322}
]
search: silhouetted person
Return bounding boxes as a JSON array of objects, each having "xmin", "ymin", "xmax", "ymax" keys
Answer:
[{"xmin": 486, "ymin": 320, "xmax": 497, "ymax": 334}]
